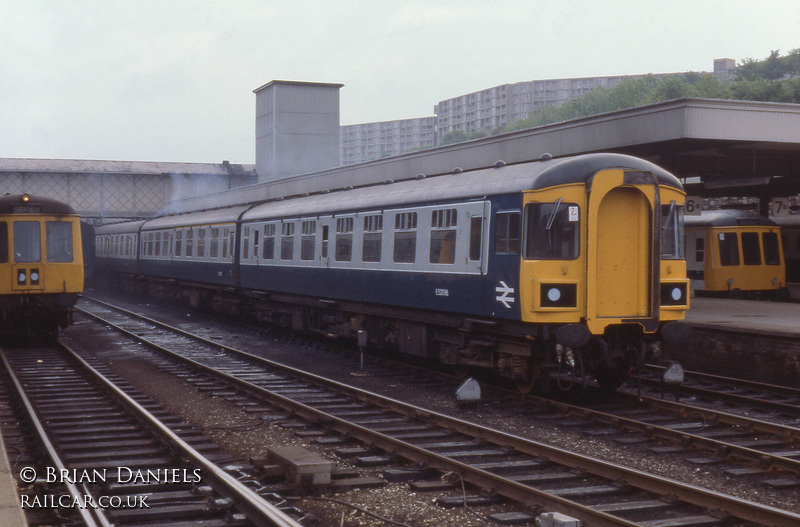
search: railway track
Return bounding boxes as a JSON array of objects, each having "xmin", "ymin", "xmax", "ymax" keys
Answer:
[
  {"xmin": 0, "ymin": 342, "xmax": 309, "ymax": 527},
  {"xmin": 73, "ymin": 296, "xmax": 800, "ymax": 527}
]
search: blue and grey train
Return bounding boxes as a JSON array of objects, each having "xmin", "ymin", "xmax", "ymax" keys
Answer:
[{"xmin": 95, "ymin": 153, "xmax": 691, "ymax": 391}]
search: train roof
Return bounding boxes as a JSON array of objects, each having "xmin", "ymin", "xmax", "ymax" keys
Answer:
[
  {"xmin": 684, "ymin": 209, "xmax": 778, "ymax": 228},
  {"xmin": 95, "ymin": 219, "xmax": 146, "ymax": 234},
  {"xmin": 142, "ymin": 205, "xmax": 252, "ymax": 230},
  {"xmin": 0, "ymin": 193, "xmax": 77, "ymax": 215},
  {"xmin": 241, "ymin": 153, "xmax": 682, "ymax": 221},
  {"xmin": 771, "ymin": 214, "xmax": 800, "ymax": 227}
]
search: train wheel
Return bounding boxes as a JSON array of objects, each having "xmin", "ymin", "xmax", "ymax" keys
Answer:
[{"xmin": 513, "ymin": 358, "xmax": 540, "ymax": 394}]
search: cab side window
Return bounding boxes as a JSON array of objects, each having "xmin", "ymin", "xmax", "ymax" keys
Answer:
[{"xmin": 494, "ymin": 211, "xmax": 520, "ymax": 254}]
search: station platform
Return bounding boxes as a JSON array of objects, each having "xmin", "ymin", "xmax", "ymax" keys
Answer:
[
  {"xmin": 0, "ymin": 431, "xmax": 27, "ymax": 526},
  {"xmin": 685, "ymin": 296, "xmax": 800, "ymax": 339}
]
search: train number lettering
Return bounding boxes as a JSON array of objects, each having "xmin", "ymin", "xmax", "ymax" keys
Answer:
[{"xmin": 435, "ymin": 288, "xmax": 449, "ymax": 297}]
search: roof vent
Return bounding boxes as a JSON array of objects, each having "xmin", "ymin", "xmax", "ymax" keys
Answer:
[
  {"xmin": 344, "ymin": 185, "xmax": 354, "ymax": 190},
  {"xmin": 452, "ymin": 167, "xmax": 463, "ymax": 174},
  {"xmin": 384, "ymin": 178, "xmax": 394, "ymax": 184},
  {"xmin": 493, "ymin": 160, "xmax": 506, "ymax": 168},
  {"xmin": 539, "ymin": 153, "xmax": 553, "ymax": 160},
  {"xmin": 415, "ymin": 173, "xmax": 426, "ymax": 179},
  {"xmin": 321, "ymin": 189, "xmax": 331, "ymax": 194}
]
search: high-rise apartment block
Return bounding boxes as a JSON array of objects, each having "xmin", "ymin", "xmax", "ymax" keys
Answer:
[
  {"xmin": 339, "ymin": 59, "xmax": 737, "ymax": 166},
  {"xmin": 340, "ymin": 116, "xmax": 437, "ymax": 166}
]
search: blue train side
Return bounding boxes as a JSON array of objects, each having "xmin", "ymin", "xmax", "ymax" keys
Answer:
[{"xmin": 96, "ymin": 153, "xmax": 691, "ymax": 391}]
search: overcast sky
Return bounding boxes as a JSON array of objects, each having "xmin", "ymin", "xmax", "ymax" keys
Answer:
[{"xmin": 2, "ymin": 0, "xmax": 799, "ymax": 164}]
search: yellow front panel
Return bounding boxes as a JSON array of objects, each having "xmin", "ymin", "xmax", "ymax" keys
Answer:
[
  {"xmin": 594, "ymin": 187, "xmax": 651, "ymax": 317},
  {"xmin": 2, "ymin": 216, "xmax": 83, "ymax": 295}
]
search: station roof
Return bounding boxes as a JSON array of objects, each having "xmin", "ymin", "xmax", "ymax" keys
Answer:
[
  {"xmin": 164, "ymin": 97, "xmax": 800, "ymax": 214},
  {"xmin": 0, "ymin": 158, "xmax": 256, "ymax": 177}
]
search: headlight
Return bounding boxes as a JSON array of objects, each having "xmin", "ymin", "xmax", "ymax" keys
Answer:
[
  {"xmin": 540, "ymin": 283, "xmax": 577, "ymax": 308},
  {"xmin": 660, "ymin": 282, "xmax": 687, "ymax": 306}
]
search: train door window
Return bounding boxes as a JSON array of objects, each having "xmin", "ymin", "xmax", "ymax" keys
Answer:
[
  {"xmin": 281, "ymin": 222, "xmax": 295, "ymax": 260},
  {"xmin": 393, "ymin": 212, "xmax": 417, "ymax": 263},
  {"xmin": 430, "ymin": 208, "xmax": 457, "ymax": 264},
  {"xmin": 154, "ymin": 232, "xmax": 161, "ymax": 256},
  {"xmin": 469, "ymin": 217, "xmax": 483, "ymax": 261},
  {"xmin": 301, "ymin": 220, "xmax": 316, "ymax": 261},
  {"xmin": 718, "ymin": 232, "xmax": 739, "ymax": 266},
  {"xmin": 695, "ymin": 237, "xmax": 705, "ymax": 263},
  {"xmin": 335, "ymin": 217, "xmax": 353, "ymax": 262},
  {"xmin": 763, "ymin": 232, "xmax": 781, "ymax": 265},
  {"xmin": 523, "ymin": 203, "xmax": 578, "ymax": 259},
  {"xmin": 740, "ymin": 232, "xmax": 761, "ymax": 265},
  {"xmin": 242, "ymin": 226, "xmax": 250, "ymax": 260},
  {"xmin": 362, "ymin": 214, "xmax": 382, "ymax": 262},
  {"xmin": 221, "ymin": 228, "xmax": 230, "ymax": 258},
  {"xmin": 209, "ymin": 228, "xmax": 219, "ymax": 258},
  {"xmin": 185, "ymin": 229, "xmax": 194, "ymax": 257},
  {"xmin": 175, "ymin": 230, "xmax": 182, "ymax": 257},
  {"xmin": 161, "ymin": 232, "xmax": 169, "ymax": 256},
  {"xmin": 0, "ymin": 222, "xmax": 8, "ymax": 263},
  {"xmin": 661, "ymin": 203, "xmax": 684, "ymax": 259},
  {"xmin": 13, "ymin": 221, "xmax": 41, "ymax": 263},
  {"xmin": 45, "ymin": 221, "xmax": 73, "ymax": 262},
  {"xmin": 262, "ymin": 224, "xmax": 275, "ymax": 260},
  {"xmin": 321, "ymin": 225, "xmax": 329, "ymax": 258},
  {"xmin": 253, "ymin": 229, "xmax": 259, "ymax": 259},
  {"xmin": 494, "ymin": 211, "xmax": 520, "ymax": 254}
]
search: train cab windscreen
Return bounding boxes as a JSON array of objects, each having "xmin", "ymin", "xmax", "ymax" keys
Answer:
[
  {"xmin": 524, "ymin": 201, "xmax": 579, "ymax": 259},
  {"xmin": 13, "ymin": 221, "xmax": 41, "ymax": 263},
  {"xmin": 46, "ymin": 221, "xmax": 74, "ymax": 262}
]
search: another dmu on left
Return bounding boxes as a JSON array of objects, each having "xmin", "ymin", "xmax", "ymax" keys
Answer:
[{"xmin": 0, "ymin": 193, "xmax": 84, "ymax": 341}]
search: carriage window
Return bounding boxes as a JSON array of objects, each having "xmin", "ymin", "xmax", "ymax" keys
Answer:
[
  {"xmin": 495, "ymin": 211, "xmax": 520, "ymax": 254},
  {"xmin": 741, "ymin": 232, "xmax": 761, "ymax": 265},
  {"xmin": 14, "ymin": 221, "xmax": 41, "ymax": 263},
  {"xmin": 763, "ymin": 232, "xmax": 781, "ymax": 265},
  {"xmin": 718, "ymin": 232, "xmax": 739, "ymax": 266},
  {"xmin": 46, "ymin": 222, "xmax": 73, "ymax": 263},
  {"xmin": 281, "ymin": 222, "xmax": 295, "ymax": 260},
  {"xmin": 185, "ymin": 229, "xmax": 194, "ymax": 257},
  {"xmin": 524, "ymin": 203, "xmax": 579, "ymax": 259},
  {"xmin": 362, "ymin": 214, "xmax": 383, "ymax": 263},
  {"xmin": 210, "ymin": 228, "xmax": 219, "ymax": 258},
  {"xmin": 222, "ymin": 228, "xmax": 230, "ymax": 258},
  {"xmin": 393, "ymin": 212, "xmax": 417, "ymax": 263},
  {"xmin": 175, "ymin": 230, "xmax": 182, "ymax": 257},
  {"xmin": 430, "ymin": 208, "xmax": 457, "ymax": 264},
  {"xmin": 301, "ymin": 221, "xmax": 316, "ymax": 261},
  {"xmin": 335, "ymin": 217, "xmax": 353, "ymax": 262},
  {"xmin": 154, "ymin": 232, "xmax": 161, "ymax": 256},
  {"xmin": 262, "ymin": 224, "xmax": 275, "ymax": 260},
  {"xmin": 321, "ymin": 225, "xmax": 329, "ymax": 259},
  {"xmin": 197, "ymin": 229, "xmax": 206, "ymax": 258},
  {"xmin": 661, "ymin": 203, "xmax": 684, "ymax": 259}
]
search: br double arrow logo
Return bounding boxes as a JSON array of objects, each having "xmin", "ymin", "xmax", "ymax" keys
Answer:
[{"xmin": 495, "ymin": 281, "xmax": 515, "ymax": 309}]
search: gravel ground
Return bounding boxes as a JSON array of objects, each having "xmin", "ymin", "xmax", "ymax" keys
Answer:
[{"xmin": 66, "ymin": 289, "xmax": 800, "ymax": 525}]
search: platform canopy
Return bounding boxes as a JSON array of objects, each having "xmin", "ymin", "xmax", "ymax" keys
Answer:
[{"xmin": 162, "ymin": 97, "xmax": 800, "ymax": 214}]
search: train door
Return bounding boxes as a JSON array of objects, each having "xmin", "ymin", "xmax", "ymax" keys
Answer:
[
  {"xmin": 585, "ymin": 171, "xmax": 656, "ymax": 333},
  {"xmin": 684, "ymin": 228, "xmax": 706, "ymax": 291}
]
